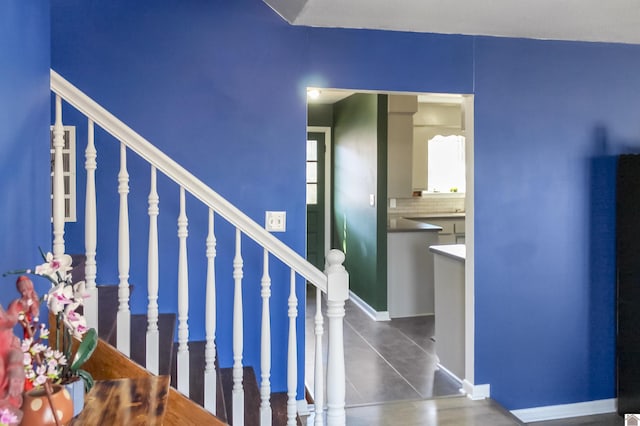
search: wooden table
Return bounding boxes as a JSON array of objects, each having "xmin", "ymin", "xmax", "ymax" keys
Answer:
[{"xmin": 69, "ymin": 376, "xmax": 170, "ymax": 425}]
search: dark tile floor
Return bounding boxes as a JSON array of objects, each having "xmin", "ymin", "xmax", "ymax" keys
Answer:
[
  {"xmin": 304, "ymin": 288, "xmax": 625, "ymax": 425},
  {"xmin": 305, "ymin": 287, "xmax": 461, "ymax": 407}
]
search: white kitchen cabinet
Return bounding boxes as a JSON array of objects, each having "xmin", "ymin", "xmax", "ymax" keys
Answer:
[
  {"xmin": 430, "ymin": 244, "xmax": 466, "ymax": 381},
  {"xmin": 387, "ymin": 95, "xmax": 418, "ymax": 198},
  {"xmin": 426, "ymin": 218, "xmax": 465, "ymax": 244},
  {"xmin": 387, "ymin": 220, "xmax": 440, "ymax": 318}
]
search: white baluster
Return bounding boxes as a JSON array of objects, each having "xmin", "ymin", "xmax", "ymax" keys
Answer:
[
  {"xmin": 177, "ymin": 187, "xmax": 190, "ymax": 396},
  {"xmin": 287, "ymin": 269, "xmax": 298, "ymax": 426},
  {"xmin": 52, "ymin": 95, "xmax": 65, "ymax": 258},
  {"xmin": 83, "ymin": 119, "xmax": 98, "ymax": 331},
  {"xmin": 232, "ymin": 228, "xmax": 244, "ymax": 426},
  {"xmin": 117, "ymin": 142, "xmax": 131, "ymax": 356},
  {"xmin": 260, "ymin": 249, "xmax": 272, "ymax": 426},
  {"xmin": 146, "ymin": 166, "xmax": 160, "ymax": 374},
  {"xmin": 314, "ymin": 287, "xmax": 324, "ymax": 426},
  {"xmin": 204, "ymin": 209, "xmax": 217, "ymax": 413},
  {"xmin": 325, "ymin": 250, "xmax": 348, "ymax": 426}
]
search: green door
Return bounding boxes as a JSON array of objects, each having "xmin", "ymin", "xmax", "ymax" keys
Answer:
[{"xmin": 306, "ymin": 132, "xmax": 326, "ymax": 270}]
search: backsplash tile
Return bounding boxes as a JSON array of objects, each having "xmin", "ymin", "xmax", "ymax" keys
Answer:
[{"xmin": 388, "ymin": 195, "xmax": 465, "ymax": 216}]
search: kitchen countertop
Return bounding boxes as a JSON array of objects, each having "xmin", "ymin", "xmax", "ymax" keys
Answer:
[
  {"xmin": 387, "ymin": 217, "xmax": 442, "ymax": 232},
  {"xmin": 429, "ymin": 244, "xmax": 466, "ymax": 261}
]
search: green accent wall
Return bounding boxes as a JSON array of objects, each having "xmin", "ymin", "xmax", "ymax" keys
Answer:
[
  {"xmin": 376, "ymin": 95, "xmax": 388, "ymax": 310},
  {"xmin": 332, "ymin": 94, "xmax": 388, "ymax": 311},
  {"xmin": 308, "ymin": 103, "xmax": 334, "ymax": 127}
]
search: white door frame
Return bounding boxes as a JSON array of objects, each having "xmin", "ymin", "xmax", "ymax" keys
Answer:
[
  {"xmin": 307, "ymin": 126, "xmax": 332, "ymax": 258},
  {"xmin": 461, "ymin": 95, "xmax": 484, "ymax": 398},
  {"xmin": 307, "ymin": 97, "xmax": 484, "ymax": 399}
]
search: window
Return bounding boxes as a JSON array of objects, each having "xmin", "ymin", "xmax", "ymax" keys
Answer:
[
  {"xmin": 427, "ymin": 134, "xmax": 465, "ymax": 193},
  {"xmin": 306, "ymin": 139, "xmax": 318, "ymax": 204},
  {"xmin": 50, "ymin": 126, "xmax": 77, "ymax": 222}
]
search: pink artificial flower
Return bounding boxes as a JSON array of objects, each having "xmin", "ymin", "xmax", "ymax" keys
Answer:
[
  {"xmin": 0, "ymin": 408, "xmax": 19, "ymax": 425},
  {"xmin": 74, "ymin": 323, "xmax": 88, "ymax": 336}
]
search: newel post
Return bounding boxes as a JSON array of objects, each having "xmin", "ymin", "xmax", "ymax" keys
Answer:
[{"xmin": 324, "ymin": 249, "xmax": 348, "ymax": 426}]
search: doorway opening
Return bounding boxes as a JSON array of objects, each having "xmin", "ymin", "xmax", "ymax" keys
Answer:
[{"xmin": 304, "ymin": 88, "xmax": 476, "ymax": 405}]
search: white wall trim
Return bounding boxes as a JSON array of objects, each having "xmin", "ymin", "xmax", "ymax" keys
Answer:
[
  {"xmin": 462, "ymin": 380, "xmax": 490, "ymax": 400},
  {"xmin": 511, "ymin": 398, "xmax": 617, "ymax": 423},
  {"xmin": 437, "ymin": 363, "xmax": 464, "ymax": 389},
  {"xmin": 462, "ymin": 95, "xmax": 475, "ymax": 387},
  {"xmin": 349, "ymin": 290, "xmax": 391, "ymax": 321}
]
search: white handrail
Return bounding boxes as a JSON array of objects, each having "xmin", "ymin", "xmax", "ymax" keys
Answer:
[
  {"xmin": 50, "ymin": 70, "xmax": 327, "ymax": 292},
  {"xmin": 51, "ymin": 69, "xmax": 349, "ymax": 426}
]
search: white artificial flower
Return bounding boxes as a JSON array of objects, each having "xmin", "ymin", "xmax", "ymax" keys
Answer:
[
  {"xmin": 35, "ymin": 252, "xmax": 73, "ymax": 278},
  {"xmin": 46, "ymin": 283, "xmax": 73, "ymax": 314},
  {"xmin": 63, "ymin": 304, "xmax": 88, "ymax": 339},
  {"xmin": 21, "ymin": 338, "xmax": 32, "ymax": 352},
  {"xmin": 72, "ymin": 280, "xmax": 89, "ymax": 304}
]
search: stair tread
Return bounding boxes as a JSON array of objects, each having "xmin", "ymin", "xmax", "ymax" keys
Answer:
[
  {"xmin": 130, "ymin": 312, "xmax": 176, "ymax": 376},
  {"xmin": 220, "ymin": 366, "xmax": 260, "ymax": 426},
  {"xmin": 94, "ymin": 269, "xmax": 296, "ymax": 425},
  {"xmin": 96, "ymin": 284, "xmax": 121, "ymax": 346},
  {"xmin": 170, "ymin": 340, "xmax": 207, "ymax": 406},
  {"xmin": 218, "ymin": 367, "xmax": 301, "ymax": 426},
  {"xmin": 168, "ymin": 340, "xmax": 228, "ymax": 421}
]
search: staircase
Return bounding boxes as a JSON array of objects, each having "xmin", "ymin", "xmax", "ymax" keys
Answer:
[
  {"xmin": 51, "ymin": 70, "xmax": 349, "ymax": 426},
  {"xmin": 79, "ymin": 277, "xmax": 290, "ymax": 425}
]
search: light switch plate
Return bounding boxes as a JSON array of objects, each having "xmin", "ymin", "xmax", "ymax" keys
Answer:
[
  {"xmin": 369, "ymin": 194, "xmax": 375, "ymax": 207},
  {"xmin": 266, "ymin": 211, "xmax": 286, "ymax": 232}
]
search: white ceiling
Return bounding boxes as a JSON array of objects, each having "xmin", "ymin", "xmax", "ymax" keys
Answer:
[
  {"xmin": 264, "ymin": 0, "xmax": 640, "ymax": 45},
  {"xmin": 307, "ymin": 89, "xmax": 465, "ymax": 105}
]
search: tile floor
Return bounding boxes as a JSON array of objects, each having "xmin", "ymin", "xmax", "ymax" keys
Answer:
[
  {"xmin": 304, "ymin": 288, "xmax": 625, "ymax": 425},
  {"xmin": 342, "ymin": 397, "xmax": 522, "ymax": 426},
  {"xmin": 305, "ymin": 287, "xmax": 460, "ymax": 407}
]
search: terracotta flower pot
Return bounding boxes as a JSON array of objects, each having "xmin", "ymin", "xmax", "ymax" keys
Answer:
[{"xmin": 21, "ymin": 384, "xmax": 74, "ymax": 426}]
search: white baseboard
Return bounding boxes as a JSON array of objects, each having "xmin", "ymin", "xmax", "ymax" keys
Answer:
[
  {"xmin": 349, "ymin": 291, "xmax": 390, "ymax": 321},
  {"xmin": 511, "ymin": 398, "xmax": 617, "ymax": 423},
  {"xmin": 462, "ymin": 380, "xmax": 490, "ymax": 400},
  {"xmin": 437, "ymin": 363, "xmax": 464, "ymax": 386},
  {"xmin": 297, "ymin": 399, "xmax": 310, "ymax": 416}
]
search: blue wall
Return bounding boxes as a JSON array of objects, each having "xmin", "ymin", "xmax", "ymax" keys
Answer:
[
  {"xmin": 50, "ymin": 0, "xmax": 640, "ymax": 410},
  {"xmin": 51, "ymin": 0, "xmax": 310, "ymax": 396},
  {"xmin": 474, "ymin": 37, "xmax": 640, "ymax": 409},
  {"xmin": 0, "ymin": 1, "xmax": 52, "ymax": 306}
]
